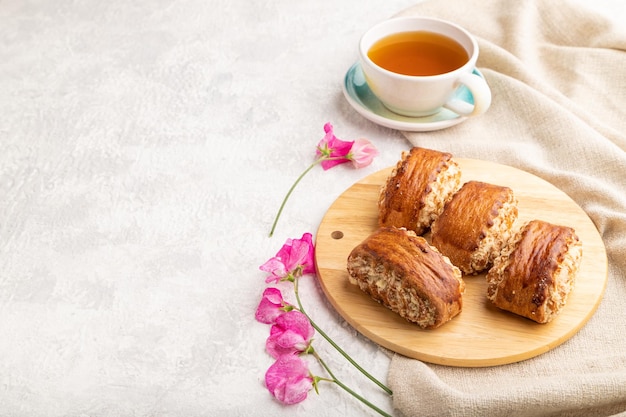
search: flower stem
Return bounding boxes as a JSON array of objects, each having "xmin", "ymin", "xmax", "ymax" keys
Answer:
[
  {"xmin": 293, "ymin": 279, "xmax": 393, "ymax": 396},
  {"xmin": 313, "ymin": 351, "xmax": 393, "ymax": 417},
  {"xmin": 268, "ymin": 155, "xmax": 350, "ymax": 237},
  {"xmin": 269, "ymin": 159, "xmax": 323, "ymax": 237}
]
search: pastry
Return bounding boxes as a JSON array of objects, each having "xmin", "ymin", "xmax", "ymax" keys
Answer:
[
  {"xmin": 486, "ymin": 219, "xmax": 583, "ymax": 324},
  {"xmin": 431, "ymin": 180, "xmax": 518, "ymax": 275},
  {"xmin": 378, "ymin": 147, "xmax": 461, "ymax": 235},
  {"xmin": 346, "ymin": 226, "xmax": 465, "ymax": 329}
]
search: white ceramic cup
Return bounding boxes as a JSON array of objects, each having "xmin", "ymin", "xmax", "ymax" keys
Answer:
[{"xmin": 359, "ymin": 17, "xmax": 491, "ymax": 118}]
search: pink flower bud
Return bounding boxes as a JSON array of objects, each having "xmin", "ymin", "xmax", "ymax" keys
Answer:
[{"xmin": 348, "ymin": 138, "xmax": 379, "ymax": 169}]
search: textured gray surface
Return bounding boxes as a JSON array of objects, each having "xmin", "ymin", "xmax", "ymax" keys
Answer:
[{"xmin": 0, "ymin": 0, "xmax": 624, "ymax": 416}]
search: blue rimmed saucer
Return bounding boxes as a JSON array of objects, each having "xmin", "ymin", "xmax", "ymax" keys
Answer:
[{"xmin": 342, "ymin": 62, "xmax": 482, "ymax": 132}]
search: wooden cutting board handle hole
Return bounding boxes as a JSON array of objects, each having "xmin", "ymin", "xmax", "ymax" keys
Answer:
[{"xmin": 331, "ymin": 231, "xmax": 344, "ymax": 239}]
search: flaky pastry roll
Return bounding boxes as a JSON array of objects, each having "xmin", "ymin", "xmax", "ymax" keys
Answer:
[
  {"xmin": 347, "ymin": 227, "xmax": 465, "ymax": 329},
  {"xmin": 431, "ymin": 181, "xmax": 518, "ymax": 275},
  {"xmin": 378, "ymin": 147, "xmax": 461, "ymax": 235},
  {"xmin": 486, "ymin": 219, "xmax": 583, "ymax": 324}
]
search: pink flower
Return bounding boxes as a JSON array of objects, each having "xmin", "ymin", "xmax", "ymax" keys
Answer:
[
  {"xmin": 316, "ymin": 123, "xmax": 354, "ymax": 170},
  {"xmin": 268, "ymin": 123, "xmax": 378, "ymax": 237},
  {"xmin": 256, "ymin": 287, "xmax": 291, "ymax": 324},
  {"xmin": 265, "ymin": 354, "xmax": 314, "ymax": 405},
  {"xmin": 266, "ymin": 310, "xmax": 315, "ymax": 358},
  {"xmin": 260, "ymin": 233, "xmax": 315, "ymax": 283},
  {"xmin": 347, "ymin": 138, "xmax": 378, "ymax": 169},
  {"xmin": 258, "ymin": 257, "xmax": 289, "ymax": 284}
]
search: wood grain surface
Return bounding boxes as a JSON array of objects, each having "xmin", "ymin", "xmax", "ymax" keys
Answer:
[{"xmin": 315, "ymin": 158, "xmax": 608, "ymax": 367}]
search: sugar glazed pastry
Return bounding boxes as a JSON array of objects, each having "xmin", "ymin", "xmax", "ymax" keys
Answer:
[
  {"xmin": 431, "ymin": 181, "xmax": 519, "ymax": 275},
  {"xmin": 486, "ymin": 220, "xmax": 583, "ymax": 324},
  {"xmin": 378, "ymin": 147, "xmax": 461, "ymax": 235},
  {"xmin": 346, "ymin": 227, "xmax": 465, "ymax": 329}
]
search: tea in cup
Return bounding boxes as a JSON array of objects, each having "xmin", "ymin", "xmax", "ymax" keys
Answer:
[{"xmin": 359, "ymin": 17, "xmax": 491, "ymax": 118}]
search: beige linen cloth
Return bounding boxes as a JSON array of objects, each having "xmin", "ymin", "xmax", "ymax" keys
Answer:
[{"xmin": 385, "ymin": 0, "xmax": 626, "ymax": 416}]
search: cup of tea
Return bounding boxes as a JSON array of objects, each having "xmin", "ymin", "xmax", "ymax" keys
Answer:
[{"xmin": 359, "ymin": 17, "xmax": 491, "ymax": 118}]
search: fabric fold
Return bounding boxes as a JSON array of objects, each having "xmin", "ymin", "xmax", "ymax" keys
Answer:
[{"xmin": 389, "ymin": 354, "xmax": 626, "ymax": 417}]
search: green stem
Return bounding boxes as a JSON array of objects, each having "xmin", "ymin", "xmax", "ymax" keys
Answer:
[
  {"xmin": 269, "ymin": 159, "xmax": 322, "ymax": 237},
  {"xmin": 268, "ymin": 155, "xmax": 351, "ymax": 237},
  {"xmin": 313, "ymin": 351, "xmax": 393, "ymax": 417},
  {"xmin": 294, "ymin": 279, "xmax": 393, "ymax": 396}
]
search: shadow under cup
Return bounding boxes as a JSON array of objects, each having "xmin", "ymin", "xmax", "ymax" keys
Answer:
[{"xmin": 359, "ymin": 17, "xmax": 491, "ymax": 118}]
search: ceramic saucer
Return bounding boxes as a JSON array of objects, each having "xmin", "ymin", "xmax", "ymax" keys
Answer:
[{"xmin": 342, "ymin": 62, "xmax": 482, "ymax": 132}]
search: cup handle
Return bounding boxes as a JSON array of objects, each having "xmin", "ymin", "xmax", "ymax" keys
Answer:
[{"xmin": 443, "ymin": 71, "xmax": 492, "ymax": 117}]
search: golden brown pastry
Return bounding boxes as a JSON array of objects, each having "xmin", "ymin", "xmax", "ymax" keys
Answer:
[
  {"xmin": 346, "ymin": 226, "xmax": 465, "ymax": 329},
  {"xmin": 486, "ymin": 220, "xmax": 583, "ymax": 324},
  {"xmin": 378, "ymin": 147, "xmax": 461, "ymax": 235},
  {"xmin": 431, "ymin": 181, "xmax": 518, "ymax": 275}
]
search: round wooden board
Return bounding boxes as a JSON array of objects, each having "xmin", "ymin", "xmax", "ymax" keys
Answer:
[{"xmin": 315, "ymin": 158, "xmax": 608, "ymax": 367}]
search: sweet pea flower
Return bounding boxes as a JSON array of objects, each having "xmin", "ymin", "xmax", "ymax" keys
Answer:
[
  {"xmin": 265, "ymin": 354, "xmax": 314, "ymax": 405},
  {"xmin": 259, "ymin": 232, "xmax": 315, "ymax": 283},
  {"xmin": 268, "ymin": 123, "xmax": 378, "ymax": 237},
  {"xmin": 255, "ymin": 287, "xmax": 292, "ymax": 324},
  {"xmin": 348, "ymin": 138, "xmax": 379, "ymax": 169},
  {"xmin": 316, "ymin": 123, "xmax": 354, "ymax": 170},
  {"xmin": 256, "ymin": 233, "xmax": 394, "ymax": 416},
  {"xmin": 266, "ymin": 310, "xmax": 315, "ymax": 358},
  {"xmin": 276, "ymin": 232, "xmax": 315, "ymax": 275}
]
